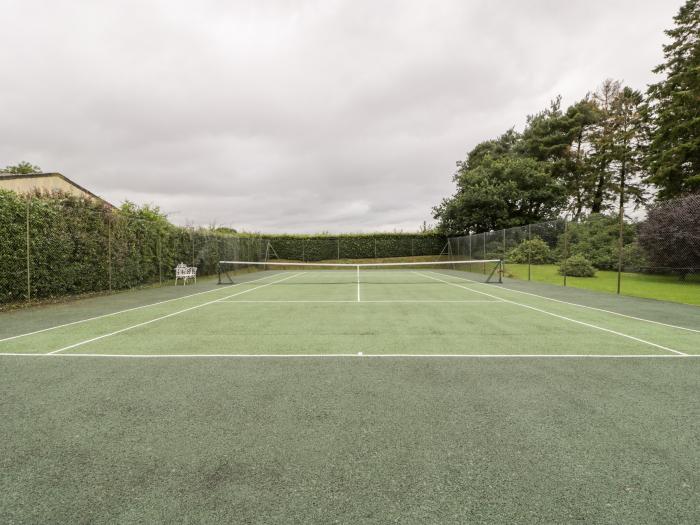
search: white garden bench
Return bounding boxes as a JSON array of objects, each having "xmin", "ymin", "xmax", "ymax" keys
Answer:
[{"xmin": 174, "ymin": 263, "xmax": 197, "ymax": 285}]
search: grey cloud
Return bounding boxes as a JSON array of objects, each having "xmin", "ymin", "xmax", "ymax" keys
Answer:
[{"xmin": 0, "ymin": 0, "xmax": 682, "ymax": 233}]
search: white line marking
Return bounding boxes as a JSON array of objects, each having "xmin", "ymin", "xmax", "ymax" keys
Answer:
[
  {"xmin": 443, "ymin": 271, "xmax": 700, "ymax": 334},
  {"xmin": 416, "ymin": 271, "xmax": 688, "ymax": 356},
  {"xmin": 46, "ymin": 273, "xmax": 302, "ymax": 355},
  {"xmin": 213, "ymin": 300, "xmax": 501, "ymax": 303},
  {"xmin": 0, "ymin": 353, "xmax": 695, "ymax": 358},
  {"xmin": 0, "ymin": 272, "xmax": 280, "ymax": 344}
]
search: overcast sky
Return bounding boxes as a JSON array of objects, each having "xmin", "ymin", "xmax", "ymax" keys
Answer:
[{"xmin": 0, "ymin": 0, "xmax": 683, "ymax": 233}]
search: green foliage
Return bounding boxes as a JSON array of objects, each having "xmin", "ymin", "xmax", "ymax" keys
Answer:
[
  {"xmin": 559, "ymin": 254, "xmax": 596, "ymax": 277},
  {"xmin": 433, "ymin": 152, "xmax": 565, "ymax": 235},
  {"xmin": 562, "ymin": 214, "xmax": 642, "ymax": 271},
  {"xmin": 265, "ymin": 233, "xmax": 446, "ymax": 261},
  {"xmin": 3, "ymin": 161, "xmax": 42, "ymax": 174},
  {"xmin": 507, "ymin": 237, "xmax": 555, "ymax": 264},
  {"xmin": 646, "ymin": 0, "xmax": 700, "ymax": 198},
  {"xmin": 0, "ymin": 190, "xmax": 262, "ymax": 304}
]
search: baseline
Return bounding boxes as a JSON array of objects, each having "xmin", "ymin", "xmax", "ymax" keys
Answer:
[{"xmin": 0, "ymin": 353, "xmax": 695, "ymax": 359}]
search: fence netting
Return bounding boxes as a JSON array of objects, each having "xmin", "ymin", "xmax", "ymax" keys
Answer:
[{"xmin": 448, "ymin": 201, "xmax": 699, "ymax": 298}]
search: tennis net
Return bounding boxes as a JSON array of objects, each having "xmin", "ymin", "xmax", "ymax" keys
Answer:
[{"xmin": 217, "ymin": 259, "xmax": 503, "ymax": 285}]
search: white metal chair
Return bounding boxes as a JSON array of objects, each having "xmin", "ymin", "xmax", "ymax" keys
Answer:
[{"xmin": 174, "ymin": 262, "xmax": 197, "ymax": 285}]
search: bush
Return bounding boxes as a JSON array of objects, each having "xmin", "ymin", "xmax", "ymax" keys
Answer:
[
  {"xmin": 507, "ymin": 237, "xmax": 555, "ymax": 264},
  {"xmin": 559, "ymin": 254, "xmax": 596, "ymax": 277},
  {"xmin": 561, "ymin": 214, "xmax": 639, "ymax": 270}
]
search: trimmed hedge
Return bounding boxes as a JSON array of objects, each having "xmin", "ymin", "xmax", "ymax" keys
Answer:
[
  {"xmin": 265, "ymin": 233, "xmax": 447, "ymax": 261},
  {"xmin": 0, "ymin": 190, "xmax": 264, "ymax": 305}
]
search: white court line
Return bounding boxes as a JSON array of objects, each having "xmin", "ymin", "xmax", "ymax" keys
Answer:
[
  {"xmin": 0, "ymin": 352, "xmax": 693, "ymax": 358},
  {"xmin": 444, "ymin": 271, "xmax": 700, "ymax": 334},
  {"xmin": 416, "ymin": 271, "xmax": 688, "ymax": 356},
  {"xmin": 214, "ymin": 299, "xmax": 501, "ymax": 303},
  {"xmin": 0, "ymin": 271, "xmax": 282, "ymax": 344},
  {"xmin": 47, "ymin": 273, "xmax": 302, "ymax": 355}
]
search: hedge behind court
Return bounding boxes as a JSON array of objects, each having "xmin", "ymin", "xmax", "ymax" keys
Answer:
[{"xmin": 265, "ymin": 233, "xmax": 447, "ymax": 261}]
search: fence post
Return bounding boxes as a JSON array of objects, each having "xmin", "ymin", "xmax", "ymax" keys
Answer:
[
  {"xmin": 616, "ymin": 200, "xmax": 625, "ymax": 295},
  {"xmin": 191, "ymin": 230, "xmax": 195, "ymax": 267},
  {"xmin": 158, "ymin": 234, "xmax": 162, "ymax": 285},
  {"xmin": 25, "ymin": 197, "xmax": 31, "ymax": 303},
  {"xmin": 502, "ymin": 228, "xmax": 506, "ymax": 273},
  {"xmin": 527, "ymin": 224, "xmax": 531, "ymax": 281},
  {"xmin": 563, "ymin": 218, "xmax": 568, "ymax": 287},
  {"xmin": 108, "ymin": 217, "xmax": 112, "ymax": 292},
  {"xmin": 337, "ymin": 237, "xmax": 340, "ymax": 262},
  {"xmin": 469, "ymin": 234, "xmax": 472, "ymax": 259},
  {"xmin": 374, "ymin": 238, "xmax": 377, "ymax": 259}
]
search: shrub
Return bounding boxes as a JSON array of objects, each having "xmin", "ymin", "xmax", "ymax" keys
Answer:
[
  {"xmin": 560, "ymin": 214, "xmax": 638, "ymax": 270},
  {"xmin": 559, "ymin": 254, "xmax": 596, "ymax": 277},
  {"xmin": 506, "ymin": 237, "xmax": 555, "ymax": 264}
]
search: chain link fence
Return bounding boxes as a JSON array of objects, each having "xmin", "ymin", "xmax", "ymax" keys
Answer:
[
  {"xmin": 448, "ymin": 196, "xmax": 700, "ymax": 301},
  {"xmin": 0, "ymin": 193, "xmax": 267, "ymax": 308}
]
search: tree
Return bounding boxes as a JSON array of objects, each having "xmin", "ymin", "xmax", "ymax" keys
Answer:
[
  {"xmin": 638, "ymin": 194, "xmax": 700, "ymax": 279},
  {"xmin": 587, "ymin": 79, "xmax": 621, "ymax": 214},
  {"xmin": 646, "ymin": 0, "xmax": 700, "ymax": 198},
  {"xmin": 609, "ymin": 86, "xmax": 648, "ymax": 291},
  {"xmin": 3, "ymin": 161, "xmax": 42, "ymax": 174},
  {"xmin": 433, "ymin": 152, "xmax": 565, "ymax": 234},
  {"xmin": 560, "ymin": 98, "xmax": 600, "ymax": 220}
]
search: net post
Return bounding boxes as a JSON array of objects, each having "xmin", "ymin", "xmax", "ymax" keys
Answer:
[{"xmin": 499, "ymin": 259, "xmax": 503, "ymax": 283}]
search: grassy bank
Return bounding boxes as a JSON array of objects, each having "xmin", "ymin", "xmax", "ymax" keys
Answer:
[{"xmin": 505, "ymin": 263, "xmax": 700, "ymax": 306}]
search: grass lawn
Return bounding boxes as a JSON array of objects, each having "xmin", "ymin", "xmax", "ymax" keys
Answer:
[{"xmin": 505, "ymin": 263, "xmax": 700, "ymax": 306}]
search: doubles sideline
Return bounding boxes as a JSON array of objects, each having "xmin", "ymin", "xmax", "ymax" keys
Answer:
[
  {"xmin": 0, "ymin": 271, "xmax": 283, "ymax": 344},
  {"xmin": 447, "ymin": 272, "xmax": 699, "ymax": 334},
  {"xmin": 416, "ymin": 271, "xmax": 688, "ymax": 356},
  {"xmin": 46, "ymin": 272, "xmax": 302, "ymax": 355}
]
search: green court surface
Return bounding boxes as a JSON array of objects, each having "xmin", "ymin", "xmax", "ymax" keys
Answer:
[{"xmin": 1, "ymin": 269, "xmax": 699, "ymax": 523}]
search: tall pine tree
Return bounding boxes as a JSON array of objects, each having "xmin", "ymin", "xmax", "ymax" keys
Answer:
[{"xmin": 646, "ymin": 0, "xmax": 700, "ymax": 197}]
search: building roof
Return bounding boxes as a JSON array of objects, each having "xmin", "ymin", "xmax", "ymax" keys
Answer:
[{"xmin": 0, "ymin": 172, "xmax": 114, "ymax": 207}]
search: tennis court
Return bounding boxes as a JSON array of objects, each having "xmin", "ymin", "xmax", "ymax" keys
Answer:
[{"xmin": 1, "ymin": 262, "xmax": 699, "ymax": 523}]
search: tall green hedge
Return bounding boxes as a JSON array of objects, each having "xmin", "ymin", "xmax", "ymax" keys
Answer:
[
  {"xmin": 0, "ymin": 190, "xmax": 265, "ymax": 305},
  {"xmin": 265, "ymin": 233, "xmax": 447, "ymax": 261}
]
